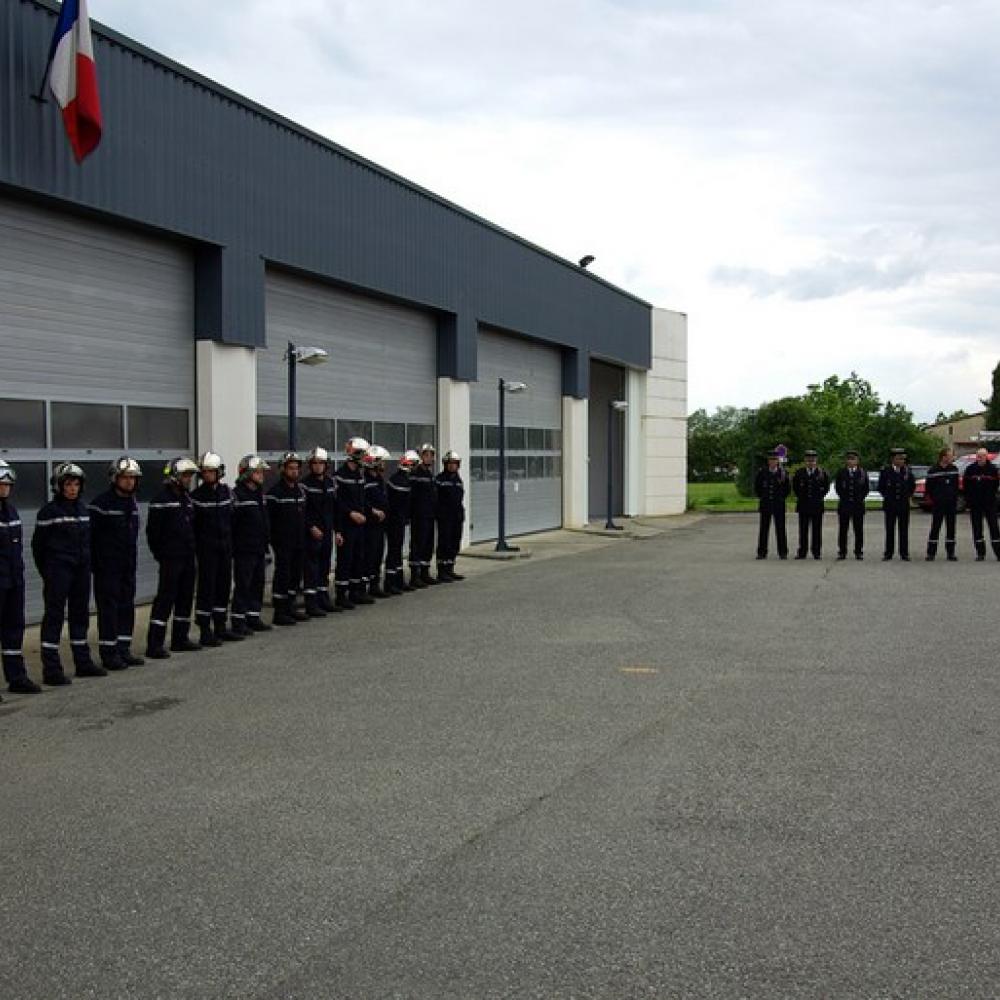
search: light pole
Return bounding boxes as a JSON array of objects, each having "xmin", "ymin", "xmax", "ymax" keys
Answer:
[
  {"xmin": 606, "ymin": 399, "xmax": 628, "ymax": 530},
  {"xmin": 285, "ymin": 341, "xmax": 328, "ymax": 451},
  {"xmin": 496, "ymin": 377, "xmax": 528, "ymax": 552}
]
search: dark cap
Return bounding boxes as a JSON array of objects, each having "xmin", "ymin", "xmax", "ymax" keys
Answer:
[
  {"xmin": 766, "ymin": 450, "xmax": 780, "ymax": 459},
  {"xmin": 844, "ymin": 449, "xmax": 859, "ymax": 459},
  {"xmin": 890, "ymin": 447, "xmax": 907, "ymax": 457},
  {"xmin": 803, "ymin": 449, "xmax": 818, "ymax": 458}
]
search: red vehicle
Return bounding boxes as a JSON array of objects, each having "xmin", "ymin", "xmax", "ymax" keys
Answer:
[{"xmin": 913, "ymin": 454, "xmax": 999, "ymax": 512}]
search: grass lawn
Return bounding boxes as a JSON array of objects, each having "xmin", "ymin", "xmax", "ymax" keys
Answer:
[{"xmin": 687, "ymin": 481, "xmax": 886, "ymax": 513}]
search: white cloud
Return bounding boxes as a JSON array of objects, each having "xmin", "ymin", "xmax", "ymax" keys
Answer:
[{"xmin": 87, "ymin": 0, "xmax": 1000, "ymax": 422}]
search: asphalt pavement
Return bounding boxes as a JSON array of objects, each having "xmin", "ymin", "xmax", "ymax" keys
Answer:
[{"xmin": 3, "ymin": 513, "xmax": 1000, "ymax": 999}]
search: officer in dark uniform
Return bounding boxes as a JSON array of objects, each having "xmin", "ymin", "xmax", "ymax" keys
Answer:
[
  {"xmin": 409, "ymin": 443, "xmax": 438, "ymax": 586},
  {"xmin": 32, "ymin": 462, "xmax": 103, "ymax": 684},
  {"xmin": 266, "ymin": 451, "xmax": 308, "ymax": 626},
  {"xmin": 0, "ymin": 461, "xmax": 41, "ymax": 696},
  {"xmin": 302, "ymin": 446, "xmax": 337, "ymax": 616},
  {"xmin": 833, "ymin": 450, "xmax": 869, "ymax": 560},
  {"xmin": 231, "ymin": 454, "xmax": 271, "ymax": 635},
  {"xmin": 754, "ymin": 450, "xmax": 790, "ymax": 559},
  {"xmin": 435, "ymin": 450, "xmax": 466, "ymax": 581},
  {"xmin": 384, "ymin": 449, "xmax": 418, "ymax": 595},
  {"xmin": 146, "ymin": 457, "xmax": 201, "ymax": 657},
  {"xmin": 924, "ymin": 447, "xmax": 960, "ymax": 561},
  {"xmin": 963, "ymin": 447, "xmax": 1000, "ymax": 561},
  {"xmin": 89, "ymin": 456, "xmax": 143, "ymax": 670},
  {"xmin": 362, "ymin": 445, "xmax": 390, "ymax": 598},
  {"xmin": 792, "ymin": 449, "xmax": 830, "ymax": 560},
  {"xmin": 334, "ymin": 437, "xmax": 371, "ymax": 610},
  {"xmin": 192, "ymin": 452, "xmax": 242, "ymax": 645},
  {"xmin": 877, "ymin": 448, "xmax": 916, "ymax": 560}
]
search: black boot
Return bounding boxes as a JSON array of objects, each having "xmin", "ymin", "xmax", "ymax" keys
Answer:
[
  {"xmin": 449, "ymin": 565, "xmax": 465, "ymax": 580},
  {"xmin": 171, "ymin": 621, "xmax": 202, "ymax": 652},
  {"xmin": 75, "ymin": 660, "xmax": 109, "ymax": 678},
  {"xmin": 421, "ymin": 567, "xmax": 439, "ymax": 586},
  {"xmin": 247, "ymin": 613, "xmax": 272, "ymax": 632},
  {"xmin": 43, "ymin": 669, "xmax": 71, "ymax": 686},
  {"xmin": 318, "ymin": 590, "xmax": 338, "ymax": 613},
  {"xmin": 304, "ymin": 595, "xmax": 327, "ymax": 619},
  {"xmin": 146, "ymin": 619, "xmax": 169, "ymax": 659},
  {"xmin": 8, "ymin": 676, "xmax": 41, "ymax": 694},
  {"xmin": 351, "ymin": 584, "xmax": 375, "ymax": 606},
  {"xmin": 214, "ymin": 614, "xmax": 245, "ymax": 641},
  {"xmin": 368, "ymin": 579, "xmax": 389, "ymax": 598},
  {"xmin": 199, "ymin": 623, "xmax": 223, "ymax": 648},
  {"xmin": 118, "ymin": 646, "xmax": 145, "ymax": 666},
  {"xmin": 272, "ymin": 598, "xmax": 297, "ymax": 626},
  {"xmin": 436, "ymin": 564, "xmax": 455, "ymax": 583},
  {"xmin": 409, "ymin": 568, "xmax": 426, "ymax": 589},
  {"xmin": 102, "ymin": 653, "xmax": 129, "ymax": 671},
  {"xmin": 335, "ymin": 585, "xmax": 356, "ymax": 611}
]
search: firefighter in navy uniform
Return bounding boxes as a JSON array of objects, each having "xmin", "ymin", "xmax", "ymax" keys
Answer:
[
  {"xmin": 792, "ymin": 449, "xmax": 830, "ymax": 560},
  {"xmin": 0, "ymin": 461, "xmax": 41, "ymax": 696},
  {"xmin": 301, "ymin": 446, "xmax": 337, "ymax": 616},
  {"xmin": 754, "ymin": 451, "xmax": 790, "ymax": 559},
  {"xmin": 32, "ymin": 462, "xmax": 103, "ymax": 684},
  {"xmin": 146, "ymin": 457, "xmax": 200, "ymax": 657},
  {"xmin": 89, "ymin": 456, "xmax": 143, "ymax": 670},
  {"xmin": 231, "ymin": 454, "xmax": 271, "ymax": 635},
  {"xmin": 964, "ymin": 447, "xmax": 1000, "ymax": 561},
  {"xmin": 266, "ymin": 451, "xmax": 308, "ymax": 626},
  {"xmin": 384, "ymin": 449, "xmax": 418, "ymax": 595},
  {"xmin": 924, "ymin": 447, "xmax": 960, "ymax": 561},
  {"xmin": 192, "ymin": 452, "xmax": 243, "ymax": 645},
  {"xmin": 334, "ymin": 437, "xmax": 371, "ymax": 610},
  {"xmin": 435, "ymin": 450, "xmax": 466, "ymax": 581},
  {"xmin": 362, "ymin": 445, "xmax": 391, "ymax": 598},
  {"xmin": 409, "ymin": 443, "xmax": 438, "ymax": 586},
  {"xmin": 834, "ymin": 450, "xmax": 869, "ymax": 560},
  {"xmin": 877, "ymin": 448, "xmax": 917, "ymax": 560}
]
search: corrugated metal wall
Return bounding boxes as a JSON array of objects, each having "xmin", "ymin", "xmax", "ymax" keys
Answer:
[{"xmin": 0, "ymin": 0, "xmax": 651, "ymax": 384}]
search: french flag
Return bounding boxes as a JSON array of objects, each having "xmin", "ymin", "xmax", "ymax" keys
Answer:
[{"xmin": 46, "ymin": 0, "xmax": 102, "ymax": 163}]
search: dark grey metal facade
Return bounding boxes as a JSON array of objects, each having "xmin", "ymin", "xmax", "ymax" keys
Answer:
[{"xmin": 0, "ymin": 0, "xmax": 651, "ymax": 398}]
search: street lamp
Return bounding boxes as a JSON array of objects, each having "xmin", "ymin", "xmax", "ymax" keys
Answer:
[
  {"xmin": 496, "ymin": 378, "xmax": 528, "ymax": 553},
  {"xmin": 285, "ymin": 341, "xmax": 329, "ymax": 451},
  {"xmin": 606, "ymin": 399, "xmax": 629, "ymax": 531}
]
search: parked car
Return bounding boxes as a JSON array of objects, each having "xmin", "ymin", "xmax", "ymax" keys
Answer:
[
  {"xmin": 824, "ymin": 470, "xmax": 883, "ymax": 504},
  {"xmin": 913, "ymin": 455, "xmax": 997, "ymax": 512}
]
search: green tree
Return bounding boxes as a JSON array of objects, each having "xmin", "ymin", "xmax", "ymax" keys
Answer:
[
  {"xmin": 687, "ymin": 405, "xmax": 753, "ymax": 481},
  {"xmin": 985, "ymin": 361, "xmax": 1000, "ymax": 431},
  {"xmin": 737, "ymin": 396, "xmax": 818, "ymax": 495}
]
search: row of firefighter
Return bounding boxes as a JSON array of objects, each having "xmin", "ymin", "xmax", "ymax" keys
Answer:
[
  {"xmin": 0, "ymin": 440, "xmax": 465, "ymax": 697},
  {"xmin": 754, "ymin": 446, "xmax": 1000, "ymax": 561}
]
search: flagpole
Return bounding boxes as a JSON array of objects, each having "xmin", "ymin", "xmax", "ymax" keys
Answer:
[{"xmin": 32, "ymin": 62, "xmax": 51, "ymax": 104}]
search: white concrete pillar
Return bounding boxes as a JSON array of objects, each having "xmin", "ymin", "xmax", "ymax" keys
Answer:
[
  {"xmin": 562, "ymin": 395, "xmax": 589, "ymax": 528},
  {"xmin": 624, "ymin": 368, "xmax": 646, "ymax": 517},
  {"xmin": 437, "ymin": 377, "xmax": 471, "ymax": 548},
  {"xmin": 643, "ymin": 308, "xmax": 688, "ymax": 515},
  {"xmin": 195, "ymin": 341, "xmax": 257, "ymax": 476}
]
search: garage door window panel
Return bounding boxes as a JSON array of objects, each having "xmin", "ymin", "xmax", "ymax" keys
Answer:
[
  {"xmin": 51, "ymin": 402, "xmax": 123, "ymax": 449},
  {"xmin": 127, "ymin": 406, "xmax": 190, "ymax": 450},
  {"xmin": 0, "ymin": 398, "xmax": 46, "ymax": 448}
]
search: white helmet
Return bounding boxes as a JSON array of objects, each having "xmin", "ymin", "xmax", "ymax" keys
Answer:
[
  {"xmin": 278, "ymin": 451, "xmax": 303, "ymax": 472},
  {"xmin": 398, "ymin": 450, "xmax": 420, "ymax": 472},
  {"xmin": 164, "ymin": 457, "xmax": 199, "ymax": 484},
  {"xmin": 346, "ymin": 437, "xmax": 370, "ymax": 462},
  {"xmin": 361, "ymin": 445, "xmax": 390, "ymax": 469},
  {"xmin": 307, "ymin": 446, "xmax": 330, "ymax": 465},
  {"xmin": 108, "ymin": 456, "xmax": 141, "ymax": 482},
  {"xmin": 51, "ymin": 461, "xmax": 86, "ymax": 492},
  {"xmin": 238, "ymin": 454, "xmax": 270, "ymax": 480},
  {"xmin": 0, "ymin": 460, "xmax": 16, "ymax": 485},
  {"xmin": 419, "ymin": 442, "xmax": 436, "ymax": 456},
  {"xmin": 442, "ymin": 450, "xmax": 462, "ymax": 466},
  {"xmin": 198, "ymin": 451, "xmax": 225, "ymax": 477}
]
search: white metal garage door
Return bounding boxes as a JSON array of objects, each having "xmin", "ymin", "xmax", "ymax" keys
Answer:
[
  {"xmin": 0, "ymin": 198, "xmax": 196, "ymax": 621},
  {"xmin": 258, "ymin": 271, "xmax": 438, "ymax": 463},
  {"xmin": 470, "ymin": 329, "xmax": 562, "ymax": 542}
]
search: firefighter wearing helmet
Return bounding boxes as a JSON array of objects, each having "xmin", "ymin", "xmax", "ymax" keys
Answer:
[
  {"xmin": 301, "ymin": 446, "xmax": 337, "ymax": 616},
  {"xmin": 145, "ymin": 457, "xmax": 200, "ymax": 658},
  {"xmin": 384, "ymin": 450, "xmax": 419, "ymax": 594},
  {"xmin": 333, "ymin": 437, "xmax": 371, "ymax": 609},
  {"xmin": 0, "ymin": 461, "xmax": 41, "ymax": 695},
  {"xmin": 88, "ymin": 457, "xmax": 143, "ymax": 670},
  {"xmin": 31, "ymin": 462, "xmax": 103, "ymax": 684},
  {"xmin": 231, "ymin": 455, "xmax": 272, "ymax": 634},
  {"xmin": 408, "ymin": 442, "xmax": 438, "ymax": 587},
  {"xmin": 361, "ymin": 446, "xmax": 391, "ymax": 598},
  {"xmin": 191, "ymin": 452, "xmax": 243, "ymax": 646},
  {"xmin": 266, "ymin": 451, "xmax": 308, "ymax": 625},
  {"xmin": 435, "ymin": 450, "xmax": 466, "ymax": 581}
]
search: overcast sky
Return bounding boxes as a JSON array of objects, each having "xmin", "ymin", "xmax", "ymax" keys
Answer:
[{"xmin": 89, "ymin": 0, "xmax": 1000, "ymax": 422}]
